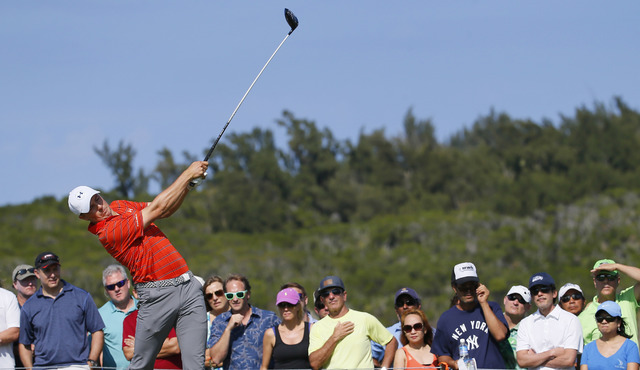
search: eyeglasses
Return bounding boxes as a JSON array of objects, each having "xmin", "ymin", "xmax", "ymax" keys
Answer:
[
  {"xmin": 225, "ymin": 290, "xmax": 247, "ymax": 300},
  {"xmin": 402, "ymin": 323, "xmax": 424, "ymax": 333},
  {"xmin": 595, "ymin": 314, "xmax": 617, "ymax": 323},
  {"xmin": 205, "ymin": 290, "xmax": 224, "ymax": 300},
  {"xmin": 507, "ymin": 294, "xmax": 527, "ymax": 304},
  {"xmin": 319, "ymin": 288, "xmax": 344, "ymax": 298},
  {"xmin": 105, "ymin": 279, "xmax": 128, "ymax": 291},
  {"xmin": 395, "ymin": 298, "xmax": 417, "ymax": 308},
  {"xmin": 530, "ymin": 286, "xmax": 552, "ymax": 296},
  {"xmin": 14, "ymin": 268, "xmax": 35, "ymax": 280},
  {"xmin": 560, "ymin": 293, "xmax": 584, "ymax": 303},
  {"xmin": 595, "ymin": 274, "xmax": 618, "ymax": 282}
]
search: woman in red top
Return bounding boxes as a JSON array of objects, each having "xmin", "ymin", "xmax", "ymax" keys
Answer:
[{"xmin": 394, "ymin": 308, "xmax": 447, "ymax": 369}]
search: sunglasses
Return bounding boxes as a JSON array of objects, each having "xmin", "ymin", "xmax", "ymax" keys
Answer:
[
  {"xmin": 560, "ymin": 293, "xmax": 584, "ymax": 303},
  {"xmin": 395, "ymin": 298, "xmax": 417, "ymax": 308},
  {"xmin": 278, "ymin": 302, "xmax": 296, "ymax": 309},
  {"xmin": 595, "ymin": 314, "xmax": 617, "ymax": 323},
  {"xmin": 205, "ymin": 290, "xmax": 225, "ymax": 300},
  {"xmin": 595, "ymin": 274, "xmax": 618, "ymax": 282},
  {"xmin": 105, "ymin": 279, "xmax": 128, "ymax": 291},
  {"xmin": 507, "ymin": 294, "xmax": 527, "ymax": 304},
  {"xmin": 319, "ymin": 288, "xmax": 344, "ymax": 298},
  {"xmin": 530, "ymin": 286, "xmax": 552, "ymax": 296},
  {"xmin": 14, "ymin": 268, "xmax": 35, "ymax": 280},
  {"xmin": 457, "ymin": 283, "xmax": 479, "ymax": 293},
  {"xmin": 402, "ymin": 323, "xmax": 424, "ymax": 333},
  {"xmin": 225, "ymin": 290, "xmax": 248, "ymax": 300}
]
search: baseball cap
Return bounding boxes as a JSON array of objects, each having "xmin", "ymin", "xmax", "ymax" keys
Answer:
[
  {"xmin": 318, "ymin": 276, "xmax": 345, "ymax": 291},
  {"xmin": 506, "ymin": 285, "xmax": 531, "ymax": 303},
  {"xmin": 12, "ymin": 264, "xmax": 36, "ymax": 281},
  {"xmin": 593, "ymin": 259, "xmax": 618, "ymax": 276},
  {"xmin": 596, "ymin": 300, "xmax": 622, "ymax": 318},
  {"xmin": 34, "ymin": 252, "xmax": 60, "ymax": 269},
  {"xmin": 451, "ymin": 262, "xmax": 479, "ymax": 285},
  {"xmin": 276, "ymin": 288, "xmax": 301, "ymax": 305},
  {"xmin": 395, "ymin": 287, "xmax": 421, "ymax": 303},
  {"xmin": 529, "ymin": 272, "xmax": 555, "ymax": 289},
  {"xmin": 68, "ymin": 186, "xmax": 100, "ymax": 215},
  {"xmin": 559, "ymin": 283, "xmax": 583, "ymax": 298}
]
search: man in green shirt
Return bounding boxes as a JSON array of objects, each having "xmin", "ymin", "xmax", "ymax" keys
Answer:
[{"xmin": 578, "ymin": 259, "xmax": 640, "ymax": 346}]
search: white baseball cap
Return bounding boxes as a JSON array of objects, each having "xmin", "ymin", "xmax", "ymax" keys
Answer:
[
  {"xmin": 558, "ymin": 283, "xmax": 583, "ymax": 299},
  {"xmin": 506, "ymin": 285, "xmax": 531, "ymax": 303},
  {"xmin": 68, "ymin": 186, "xmax": 100, "ymax": 215},
  {"xmin": 451, "ymin": 262, "xmax": 479, "ymax": 285}
]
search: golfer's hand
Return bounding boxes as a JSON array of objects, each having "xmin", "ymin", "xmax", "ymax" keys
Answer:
[
  {"xmin": 188, "ymin": 161, "xmax": 209, "ymax": 180},
  {"xmin": 476, "ymin": 283, "xmax": 490, "ymax": 304},
  {"xmin": 331, "ymin": 321, "xmax": 355, "ymax": 341}
]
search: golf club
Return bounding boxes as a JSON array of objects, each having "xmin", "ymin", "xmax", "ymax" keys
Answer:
[{"xmin": 190, "ymin": 8, "xmax": 299, "ymax": 188}]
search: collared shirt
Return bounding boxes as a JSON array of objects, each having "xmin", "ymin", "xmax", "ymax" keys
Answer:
[
  {"xmin": 579, "ymin": 285, "xmax": 640, "ymax": 346},
  {"xmin": 0, "ymin": 288, "xmax": 20, "ymax": 369},
  {"xmin": 98, "ymin": 297, "xmax": 138, "ymax": 370},
  {"xmin": 208, "ymin": 305, "xmax": 280, "ymax": 370},
  {"xmin": 516, "ymin": 305, "xmax": 583, "ymax": 370},
  {"xmin": 19, "ymin": 281, "xmax": 105, "ymax": 367}
]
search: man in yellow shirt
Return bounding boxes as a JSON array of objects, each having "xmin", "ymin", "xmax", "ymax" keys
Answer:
[{"xmin": 308, "ymin": 276, "xmax": 397, "ymax": 370}]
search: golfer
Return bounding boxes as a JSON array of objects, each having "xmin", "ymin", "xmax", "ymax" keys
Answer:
[{"xmin": 68, "ymin": 161, "xmax": 208, "ymax": 370}]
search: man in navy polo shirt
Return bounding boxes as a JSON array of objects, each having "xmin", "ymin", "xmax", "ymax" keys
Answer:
[{"xmin": 19, "ymin": 252, "xmax": 105, "ymax": 369}]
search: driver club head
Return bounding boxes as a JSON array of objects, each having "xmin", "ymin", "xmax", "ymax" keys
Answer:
[{"xmin": 284, "ymin": 8, "xmax": 299, "ymax": 34}]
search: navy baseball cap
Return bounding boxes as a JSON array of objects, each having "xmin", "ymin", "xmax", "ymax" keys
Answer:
[
  {"xmin": 34, "ymin": 252, "xmax": 60, "ymax": 269},
  {"xmin": 395, "ymin": 287, "xmax": 421, "ymax": 303},
  {"xmin": 318, "ymin": 276, "xmax": 345, "ymax": 291},
  {"xmin": 529, "ymin": 272, "xmax": 555, "ymax": 289}
]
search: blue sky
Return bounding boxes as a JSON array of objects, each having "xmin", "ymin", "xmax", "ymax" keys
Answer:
[{"xmin": 1, "ymin": 1, "xmax": 638, "ymax": 206}]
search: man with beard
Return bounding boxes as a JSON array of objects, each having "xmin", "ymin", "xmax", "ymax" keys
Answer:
[
  {"xmin": 98, "ymin": 264, "xmax": 138, "ymax": 370},
  {"xmin": 19, "ymin": 252, "xmax": 104, "ymax": 369},
  {"xmin": 432, "ymin": 262, "xmax": 509, "ymax": 369},
  {"xmin": 516, "ymin": 272, "xmax": 583, "ymax": 370},
  {"xmin": 308, "ymin": 275, "xmax": 397, "ymax": 370}
]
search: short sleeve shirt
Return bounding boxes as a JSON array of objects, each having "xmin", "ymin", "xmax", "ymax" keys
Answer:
[
  {"xmin": 0, "ymin": 288, "xmax": 20, "ymax": 369},
  {"xmin": 308, "ymin": 309, "xmax": 393, "ymax": 369},
  {"xmin": 88, "ymin": 200, "xmax": 188, "ymax": 283},
  {"xmin": 207, "ymin": 306, "xmax": 280, "ymax": 370},
  {"xmin": 19, "ymin": 281, "xmax": 105, "ymax": 367},
  {"xmin": 579, "ymin": 286, "xmax": 640, "ymax": 346},
  {"xmin": 99, "ymin": 297, "xmax": 138, "ymax": 370},
  {"xmin": 581, "ymin": 338, "xmax": 640, "ymax": 369},
  {"xmin": 431, "ymin": 302, "xmax": 508, "ymax": 369}
]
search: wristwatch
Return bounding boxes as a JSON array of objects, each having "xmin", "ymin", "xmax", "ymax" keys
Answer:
[{"xmin": 88, "ymin": 359, "xmax": 99, "ymax": 367}]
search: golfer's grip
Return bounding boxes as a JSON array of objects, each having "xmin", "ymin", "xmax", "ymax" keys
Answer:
[{"xmin": 188, "ymin": 171, "xmax": 207, "ymax": 189}]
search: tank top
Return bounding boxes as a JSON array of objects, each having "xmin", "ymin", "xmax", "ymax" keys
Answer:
[
  {"xmin": 272, "ymin": 321, "xmax": 311, "ymax": 369},
  {"xmin": 402, "ymin": 346, "xmax": 438, "ymax": 369}
]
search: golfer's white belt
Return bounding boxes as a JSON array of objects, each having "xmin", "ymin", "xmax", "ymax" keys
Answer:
[{"xmin": 135, "ymin": 271, "xmax": 192, "ymax": 289}]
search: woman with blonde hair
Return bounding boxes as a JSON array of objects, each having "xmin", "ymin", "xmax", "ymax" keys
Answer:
[{"xmin": 261, "ymin": 288, "xmax": 311, "ymax": 369}]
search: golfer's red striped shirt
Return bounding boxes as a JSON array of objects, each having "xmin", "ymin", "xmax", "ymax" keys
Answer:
[{"xmin": 88, "ymin": 200, "xmax": 189, "ymax": 283}]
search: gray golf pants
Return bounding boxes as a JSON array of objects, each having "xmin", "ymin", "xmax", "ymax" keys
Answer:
[{"xmin": 129, "ymin": 276, "xmax": 207, "ymax": 370}]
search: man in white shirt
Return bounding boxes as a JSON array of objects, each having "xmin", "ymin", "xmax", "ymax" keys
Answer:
[{"xmin": 516, "ymin": 272, "xmax": 583, "ymax": 370}]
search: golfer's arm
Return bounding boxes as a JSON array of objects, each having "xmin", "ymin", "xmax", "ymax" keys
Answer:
[
  {"xmin": 480, "ymin": 301, "xmax": 508, "ymax": 341},
  {"xmin": 141, "ymin": 161, "xmax": 206, "ymax": 227},
  {"xmin": 209, "ymin": 327, "xmax": 233, "ymax": 365},
  {"xmin": 380, "ymin": 337, "xmax": 398, "ymax": 369},
  {"xmin": 88, "ymin": 330, "xmax": 103, "ymax": 364},
  {"xmin": 157, "ymin": 337, "xmax": 180, "ymax": 358},
  {"xmin": 19, "ymin": 343, "xmax": 34, "ymax": 370},
  {"xmin": 309, "ymin": 336, "xmax": 340, "ymax": 370}
]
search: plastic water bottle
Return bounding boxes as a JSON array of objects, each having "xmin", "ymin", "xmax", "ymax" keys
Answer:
[{"xmin": 458, "ymin": 339, "xmax": 477, "ymax": 370}]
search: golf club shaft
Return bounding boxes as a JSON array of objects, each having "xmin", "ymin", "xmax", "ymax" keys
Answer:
[{"xmin": 203, "ymin": 32, "xmax": 292, "ymax": 162}]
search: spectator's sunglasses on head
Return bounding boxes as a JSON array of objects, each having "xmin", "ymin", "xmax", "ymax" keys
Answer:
[
  {"xmin": 529, "ymin": 285, "xmax": 552, "ymax": 296},
  {"xmin": 319, "ymin": 288, "xmax": 343, "ymax": 298},
  {"xmin": 402, "ymin": 322, "xmax": 424, "ymax": 333},
  {"xmin": 205, "ymin": 290, "xmax": 224, "ymax": 300},
  {"xmin": 595, "ymin": 314, "xmax": 617, "ymax": 323},
  {"xmin": 395, "ymin": 297, "xmax": 417, "ymax": 308},
  {"xmin": 507, "ymin": 294, "xmax": 527, "ymax": 304},
  {"xmin": 560, "ymin": 293, "xmax": 584, "ymax": 302},
  {"xmin": 105, "ymin": 279, "xmax": 128, "ymax": 291},
  {"xmin": 14, "ymin": 268, "xmax": 35, "ymax": 280},
  {"xmin": 595, "ymin": 274, "xmax": 618, "ymax": 282},
  {"xmin": 225, "ymin": 290, "xmax": 248, "ymax": 300}
]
